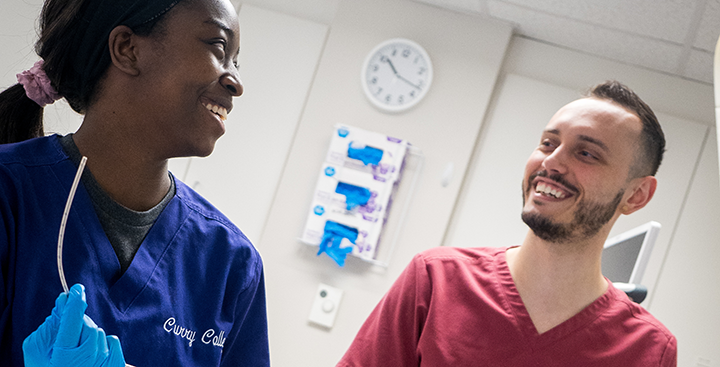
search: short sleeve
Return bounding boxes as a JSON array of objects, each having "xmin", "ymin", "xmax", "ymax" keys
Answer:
[
  {"xmin": 660, "ymin": 335, "xmax": 677, "ymax": 367},
  {"xmin": 219, "ymin": 256, "xmax": 270, "ymax": 367},
  {"xmin": 337, "ymin": 254, "xmax": 431, "ymax": 367}
]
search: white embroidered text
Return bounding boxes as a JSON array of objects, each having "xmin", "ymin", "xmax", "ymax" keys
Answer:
[
  {"xmin": 163, "ymin": 317, "xmax": 196, "ymax": 347},
  {"xmin": 202, "ymin": 329, "xmax": 226, "ymax": 348}
]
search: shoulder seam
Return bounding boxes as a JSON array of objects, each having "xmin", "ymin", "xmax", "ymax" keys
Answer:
[
  {"xmin": 616, "ymin": 293, "xmax": 675, "ymax": 342},
  {"xmin": 175, "ymin": 191, "xmax": 243, "ymax": 236}
]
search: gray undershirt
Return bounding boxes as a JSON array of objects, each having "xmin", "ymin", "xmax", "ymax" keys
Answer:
[{"xmin": 59, "ymin": 134, "xmax": 176, "ymax": 274}]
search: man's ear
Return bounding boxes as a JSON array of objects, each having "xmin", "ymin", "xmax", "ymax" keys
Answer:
[
  {"xmin": 621, "ymin": 176, "xmax": 657, "ymax": 215},
  {"xmin": 108, "ymin": 25, "xmax": 140, "ymax": 76}
]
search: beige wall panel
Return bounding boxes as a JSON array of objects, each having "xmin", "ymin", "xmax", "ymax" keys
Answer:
[{"xmin": 259, "ymin": 0, "xmax": 512, "ymax": 365}]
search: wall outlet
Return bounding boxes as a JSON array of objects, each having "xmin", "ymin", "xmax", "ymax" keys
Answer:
[{"xmin": 308, "ymin": 283, "xmax": 343, "ymax": 328}]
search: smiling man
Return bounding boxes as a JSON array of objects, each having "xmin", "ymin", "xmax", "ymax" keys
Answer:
[{"xmin": 337, "ymin": 81, "xmax": 676, "ymax": 367}]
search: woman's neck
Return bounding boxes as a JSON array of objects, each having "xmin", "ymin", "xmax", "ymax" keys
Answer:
[{"xmin": 72, "ymin": 115, "xmax": 171, "ymax": 211}]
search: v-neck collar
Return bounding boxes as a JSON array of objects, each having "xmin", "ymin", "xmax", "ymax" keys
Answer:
[
  {"xmin": 53, "ymin": 135, "xmax": 187, "ymax": 313},
  {"xmin": 494, "ymin": 247, "xmax": 616, "ymax": 347},
  {"xmin": 106, "ymin": 192, "xmax": 188, "ymax": 312},
  {"xmin": 57, "ymin": 134, "xmax": 176, "ymax": 274},
  {"xmin": 69, "ymin": 181, "xmax": 189, "ymax": 314}
]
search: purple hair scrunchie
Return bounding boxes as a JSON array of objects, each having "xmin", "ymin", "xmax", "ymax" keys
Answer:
[{"xmin": 16, "ymin": 60, "xmax": 61, "ymax": 107}]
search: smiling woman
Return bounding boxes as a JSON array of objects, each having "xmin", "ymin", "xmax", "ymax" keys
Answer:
[
  {"xmin": 0, "ymin": 0, "xmax": 268, "ymax": 366},
  {"xmin": 109, "ymin": 0, "xmax": 243, "ymax": 160}
]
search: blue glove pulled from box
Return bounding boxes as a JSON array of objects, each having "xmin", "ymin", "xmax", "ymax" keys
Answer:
[
  {"xmin": 23, "ymin": 284, "xmax": 126, "ymax": 367},
  {"xmin": 318, "ymin": 221, "xmax": 358, "ymax": 266},
  {"xmin": 347, "ymin": 142, "xmax": 383, "ymax": 166},
  {"xmin": 335, "ymin": 182, "xmax": 372, "ymax": 210}
]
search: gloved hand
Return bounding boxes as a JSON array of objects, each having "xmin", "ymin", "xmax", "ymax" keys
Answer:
[{"xmin": 23, "ymin": 284, "xmax": 126, "ymax": 367}]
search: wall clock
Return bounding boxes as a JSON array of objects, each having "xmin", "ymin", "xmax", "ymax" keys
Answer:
[{"xmin": 361, "ymin": 38, "xmax": 433, "ymax": 113}]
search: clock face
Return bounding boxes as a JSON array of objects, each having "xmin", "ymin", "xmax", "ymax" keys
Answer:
[{"xmin": 362, "ymin": 38, "xmax": 433, "ymax": 113}]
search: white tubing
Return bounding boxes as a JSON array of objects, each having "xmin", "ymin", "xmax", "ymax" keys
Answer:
[{"xmin": 57, "ymin": 156, "xmax": 87, "ymax": 294}]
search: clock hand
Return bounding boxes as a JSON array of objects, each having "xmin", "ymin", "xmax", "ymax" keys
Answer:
[
  {"xmin": 396, "ymin": 74, "xmax": 421, "ymax": 90},
  {"xmin": 384, "ymin": 57, "xmax": 421, "ymax": 90},
  {"xmin": 384, "ymin": 57, "xmax": 399, "ymax": 75}
]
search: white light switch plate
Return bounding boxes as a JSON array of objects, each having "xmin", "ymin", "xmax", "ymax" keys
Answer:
[{"xmin": 308, "ymin": 283, "xmax": 343, "ymax": 328}]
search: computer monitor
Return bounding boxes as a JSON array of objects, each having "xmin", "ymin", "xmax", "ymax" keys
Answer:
[{"xmin": 601, "ymin": 221, "xmax": 661, "ymax": 285}]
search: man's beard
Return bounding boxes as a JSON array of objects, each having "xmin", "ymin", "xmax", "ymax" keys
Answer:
[{"xmin": 521, "ymin": 171, "xmax": 624, "ymax": 244}]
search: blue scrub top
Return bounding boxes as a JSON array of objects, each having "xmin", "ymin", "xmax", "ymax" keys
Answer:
[{"xmin": 0, "ymin": 135, "xmax": 270, "ymax": 366}]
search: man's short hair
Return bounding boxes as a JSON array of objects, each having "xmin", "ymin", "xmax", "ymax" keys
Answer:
[{"xmin": 586, "ymin": 81, "xmax": 665, "ymax": 177}]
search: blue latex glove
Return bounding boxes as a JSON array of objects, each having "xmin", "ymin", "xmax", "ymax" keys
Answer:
[
  {"xmin": 335, "ymin": 182, "xmax": 371, "ymax": 210},
  {"xmin": 317, "ymin": 221, "xmax": 358, "ymax": 266},
  {"xmin": 23, "ymin": 284, "xmax": 126, "ymax": 367}
]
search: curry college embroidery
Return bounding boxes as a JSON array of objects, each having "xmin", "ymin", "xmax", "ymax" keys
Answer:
[{"xmin": 163, "ymin": 317, "xmax": 227, "ymax": 348}]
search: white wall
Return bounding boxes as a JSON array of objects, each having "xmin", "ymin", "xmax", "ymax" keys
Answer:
[
  {"xmin": 232, "ymin": 0, "xmax": 339, "ymax": 25},
  {"xmin": 651, "ymin": 128, "xmax": 720, "ymax": 367}
]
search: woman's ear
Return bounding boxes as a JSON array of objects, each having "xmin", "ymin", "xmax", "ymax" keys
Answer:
[
  {"xmin": 621, "ymin": 176, "xmax": 657, "ymax": 215},
  {"xmin": 108, "ymin": 25, "xmax": 141, "ymax": 76}
]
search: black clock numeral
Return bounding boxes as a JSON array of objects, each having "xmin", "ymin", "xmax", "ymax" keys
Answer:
[
  {"xmin": 392, "ymin": 48, "xmax": 397, "ymax": 57},
  {"xmin": 402, "ymin": 49, "xmax": 410, "ymax": 58},
  {"xmin": 376, "ymin": 87, "xmax": 383, "ymax": 95},
  {"xmin": 409, "ymin": 90, "xmax": 416, "ymax": 98},
  {"xmin": 372, "ymin": 64, "xmax": 379, "ymax": 72},
  {"xmin": 385, "ymin": 94, "xmax": 391, "ymax": 103},
  {"xmin": 371, "ymin": 77, "xmax": 377, "ymax": 84},
  {"xmin": 398, "ymin": 95, "xmax": 404, "ymax": 104},
  {"xmin": 380, "ymin": 55, "xmax": 388, "ymax": 62},
  {"xmin": 418, "ymin": 67, "xmax": 426, "ymax": 75}
]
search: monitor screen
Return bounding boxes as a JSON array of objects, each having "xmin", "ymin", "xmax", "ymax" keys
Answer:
[{"xmin": 601, "ymin": 221, "xmax": 661, "ymax": 284}]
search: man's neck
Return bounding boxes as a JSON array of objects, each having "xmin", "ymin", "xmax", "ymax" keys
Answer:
[{"xmin": 506, "ymin": 231, "xmax": 609, "ymax": 334}]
